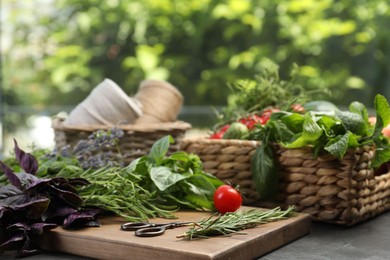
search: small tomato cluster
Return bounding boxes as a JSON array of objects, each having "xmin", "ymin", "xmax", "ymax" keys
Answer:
[{"xmin": 210, "ymin": 108, "xmax": 280, "ymax": 139}]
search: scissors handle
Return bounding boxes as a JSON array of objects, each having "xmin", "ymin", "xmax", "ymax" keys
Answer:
[
  {"xmin": 121, "ymin": 222, "xmax": 158, "ymax": 231},
  {"xmin": 135, "ymin": 225, "xmax": 169, "ymax": 237}
]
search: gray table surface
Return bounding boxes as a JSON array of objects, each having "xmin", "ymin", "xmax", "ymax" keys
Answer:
[{"xmin": 1, "ymin": 212, "xmax": 390, "ymax": 260}]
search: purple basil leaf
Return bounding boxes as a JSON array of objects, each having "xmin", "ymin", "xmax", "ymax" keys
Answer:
[
  {"xmin": 49, "ymin": 185, "xmax": 84, "ymax": 208},
  {"xmin": 11, "ymin": 196, "xmax": 50, "ymax": 219},
  {"xmin": 0, "ymin": 161, "xmax": 21, "ymax": 189},
  {"xmin": 63, "ymin": 208, "xmax": 101, "ymax": 229},
  {"xmin": 50, "ymin": 177, "xmax": 80, "ymax": 194},
  {"xmin": 0, "ymin": 185, "xmax": 27, "ymax": 207},
  {"xmin": 17, "ymin": 172, "xmax": 51, "ymax": 191},
  {"xmin": 0, "ymin": 232, "xmax": 25, "ymax": 248},
  {"xmin": 17, "ymin": 236, "xmax": 40, "ymax": 258},
  {"xmin": 13, "ymin": 139, "xmax": 38, "ymax": 175},
  {"xmin": 42, "ymin": 205, "xmax": 77, "ymax": 221},
  {"xmin": 31, "ymin": 222, "xmax": 57, "ymax": 235},
  {"xmin": 43, "ymin": 205, "xmax": 78, "ymax": 220},
  {"xmin": 7, "ymin": 222, "xmax": 30, "ymax": 231}
]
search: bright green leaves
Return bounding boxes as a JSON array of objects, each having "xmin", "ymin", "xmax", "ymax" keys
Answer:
[
  {"xmin": 251, "ymin": 94, "xmax": 390, "ymax": 200},
  {"xmin": 285, "ymin": 113, "xmax": 323, "ymax": 148},
  {"xmin": 130, "ymin": 135, "xmax": 224, "ymax": 211},
  {"xmin": 148, "ymin": 135, "xmax": 173, "ymax": 165},
  {"xmin": 150, "ymin": 166, "xmax": 187, "ymax": 191}
]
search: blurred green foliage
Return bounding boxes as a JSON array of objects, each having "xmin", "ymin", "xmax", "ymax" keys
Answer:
[{"xmin": 2, "ymin": 0, "xmax": 390, "ymax": 116}]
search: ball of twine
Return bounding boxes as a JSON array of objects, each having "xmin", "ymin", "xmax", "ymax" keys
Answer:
[{"xmin": 134, "ymin": 80, "xmax": 183, "ymax": 124}]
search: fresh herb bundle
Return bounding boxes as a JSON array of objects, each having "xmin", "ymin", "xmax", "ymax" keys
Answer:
[
  {"xmin": 0, "ymin": 140, "xmax": 97, "ymax": 258},
  {"xmin": 177, "ymin": 206, "xmax": 295, "ymax": 239},
  {"xmin": 250, "ymin": 94, "xmax": 390, "ymax": 199},
  {"xmin": 37, "ymin": 135, "xmax": 224, "ymax": 220},
  {"xmin": 217, "ymin": 63, "xmax": 323, "ymax": 126}
]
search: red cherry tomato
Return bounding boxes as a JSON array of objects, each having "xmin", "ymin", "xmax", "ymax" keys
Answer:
[
  {"xmin": 210, "ymin": 124, "xmax": 230, "ymax": 139},
  {"xmin": 260, "ymin": 108, "xmax": 280, "ymax": 123},
  {"xmin": 213, "ymin": 185, "xmax": 242, "ymax": 214},
  {"xmin": 238, "ymin": 115, "xmax": 265, "ymax": 129},
  {"xmin": 291, "ymin": 103, "xmax": 305, "ymax": 113}
]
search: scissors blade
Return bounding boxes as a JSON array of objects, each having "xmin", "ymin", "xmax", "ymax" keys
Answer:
[{"xmin": 168, "ymin": 221, "xmax": 192, "ymax": 228}]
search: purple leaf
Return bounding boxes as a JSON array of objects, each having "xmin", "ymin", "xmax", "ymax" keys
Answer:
[
  {"xmin": 17, "ymin": 236, "xmax": 40, "ymax": 258},
  {"xmin": 44, "ymin": 205, "xmax": 78, "ymax": 220},
  {"xmin": 0, "ymin": 161, "xmax": 21, "ymax": 189},
  {"xmin": 63, "ymin": 208, "xmax": 101, "ymax": 228},
  {"xmin": 31, "ymin": 222, "xmax": 57, "ymax": 235},
  {"xmin": 0, "ymin": 233, "xmax": 25, "ymax": 248},
  {"xmin": 13, "ymin": 139, "xmax": 38, "ymax": 175},
  {"xmin": 11, "ymin": 196, "xmax": 50, "ymax": 219},
  {"xmin": 49, "ymin": 185, "xmax": 84, "ymax": 208},
  {"xmin": 0, "ymin": 185, "xmax": 26, "ymax": 207},
  {"xmin": 18, "ymin": 173, "xmax": 51, "ymax": 191},
  {"xmin": 7, "ymin": 222, "xmax": 30, "ymax": 231}
]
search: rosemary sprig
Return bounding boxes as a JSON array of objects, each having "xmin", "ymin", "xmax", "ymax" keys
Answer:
[{"xmin": 177, "ymin": 206, "xmax": 296, "ymax": 239}]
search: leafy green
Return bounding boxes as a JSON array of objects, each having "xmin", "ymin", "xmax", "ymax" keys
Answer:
[
  {"xmin": 129, "ymin": 135, "xmax": 224, "ymax": 211},
  {"xmin": 285, "ymin": 113, "xmax": 323, "ymax": 148},
  {"xmin": 251, "ymin": 143, "xmax": 278, "ymax": 200},
  {"xmin": 251, "ymin": 94, "xmax": 390, "ymax": 199}
]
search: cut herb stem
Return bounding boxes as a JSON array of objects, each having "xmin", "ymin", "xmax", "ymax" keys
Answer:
[{"xmin": 177, "ymin": 206, "xmax": 295, "ymax": 239}]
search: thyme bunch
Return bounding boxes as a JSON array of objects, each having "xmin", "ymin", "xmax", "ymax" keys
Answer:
[{"xmin": 177, "ymin": 206, "xmax": 295, "ymax": 239}]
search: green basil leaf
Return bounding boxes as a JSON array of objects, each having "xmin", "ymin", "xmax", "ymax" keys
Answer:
[
  {"xmin": 148, "ymin": 135, "xmax": 174, "ymax": 165},
  {"xmin": 280, "ymin": 113, "xmax": 305, "ymax": 133},
  {"xmin": 285, "ymin": 113, "xmax": 323, "ymax": 148},
  {"xmin": 150, "ymin": 166, "xmax": 187, "ymax": 191}
]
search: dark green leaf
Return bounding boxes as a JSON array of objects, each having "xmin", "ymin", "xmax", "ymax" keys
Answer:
[
  {"xmin": 336, "ymin": 110, "xmax": 366, "ymax": 136},
  {"xmin": 251, "ymin": 144, "xmax": 278, "ymax": 200},
  {"xmin": 324, "ymin": 132, "xmax": 351, "ymax": 159}
]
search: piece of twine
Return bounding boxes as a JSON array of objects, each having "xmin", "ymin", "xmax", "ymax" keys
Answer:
[{"xmin": 134, "ymin": 80, "xmax": 183, "ymax": 123}]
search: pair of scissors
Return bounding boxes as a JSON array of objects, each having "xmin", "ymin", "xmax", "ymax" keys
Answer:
[{"xmin": 120, "ymin": 221, "xmax": 192, "ymax": 237}]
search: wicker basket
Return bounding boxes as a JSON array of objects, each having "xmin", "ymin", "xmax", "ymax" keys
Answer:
[
  {"xmin": 182, "ymin": 137, "xmax": 390, "ymax": 225},
  {"xmin": 180, "ymin": 138, "xmax": 261, "ymax": 204},
  {"xmin": 257, "ymin": 144, "xmax": 390, "ymax": 226},
  {"xmin": 52, "ymin": 118, "xmax": 192, "ymax": 163}
]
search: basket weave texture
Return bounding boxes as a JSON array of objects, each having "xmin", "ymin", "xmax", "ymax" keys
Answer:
[
  {"xmin": 180, "ymin": 138, "xmax": 261, "ymax": 204},
  {"xmin": 182, "ymin": 137, "xmax": 390, "ymax": 225},
  {"xmin": 259, "ymin": 144, "xmax": 390, "ymax": 225},
  {"xmin": 52, "ymin": 118, "xmax": 191, "ymax": 163}
]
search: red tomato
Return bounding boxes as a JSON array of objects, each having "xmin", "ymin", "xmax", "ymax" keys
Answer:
[
  {"xmin": 238, "ymin": 115, "xmax": 265, "ymax": 129},
  {"xmin": 213, "ymin": 185, "xmax": 242, "ymax": 214},
  {"xmin": 291, "ymin": 103, "xmax": 305, "ymax": 113},
  {"xmin": 261, "ymin": 108, "xmax": 280, "ymax": 123},
  {"xmin": 210, "ymin": 124, "xmax": 230, "ymax": 139}
]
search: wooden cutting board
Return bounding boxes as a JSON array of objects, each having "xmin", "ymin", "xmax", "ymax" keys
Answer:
[{"xmin": 37, "ymin": 207, "xmax": 311, "ymax": 260}]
